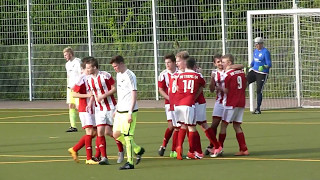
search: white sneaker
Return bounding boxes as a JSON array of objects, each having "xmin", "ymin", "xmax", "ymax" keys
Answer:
[{"xmin": 117, "ymin": 152, "xmax": 124, "ymax": 164}]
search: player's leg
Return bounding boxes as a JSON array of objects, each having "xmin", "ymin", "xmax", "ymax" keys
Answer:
[
  {"xmin": 254, "ymin": 73, "xmax": 268, "ymax": 114},
  {"xmin": 169, "ymin": 109, "xmax": 179, "ymax": 158},
  {"xmin": 232, "ymin": 108, "xmax": 249, "ymax": 156},
  {"xmin": 175, "ymin": 106, "xmax": 188, "ymax": 160},
  {"xmin": 95, "ymin": 110, "xmax": 109, "ymax": 165},
  {"xmin": 66, "ymin": 88, "xmax": 78, "ymax": 132},
  {"xmin": 246, "ymin": 70, "xmax": 256, "ymax": 86},
  {"xmin": 158, "ymin": 104, "xmax": 175, "ymax": 156}
]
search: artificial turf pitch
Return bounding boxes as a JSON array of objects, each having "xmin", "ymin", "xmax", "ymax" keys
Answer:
[{"xmin": 0, "ymin": 109, "xmax": 319, "ymax": 180}]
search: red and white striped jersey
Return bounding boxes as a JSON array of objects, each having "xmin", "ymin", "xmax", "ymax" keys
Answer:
[
  {"xmin": 212, "ymin": 69, "xmax": 225, "ymax": 104},
  {"xmin": 87, "ymin": 71, "xmax": 117, "ymax": 111},
  {"xmin": 73, "ymin": 74, "xmax": 91, "ymax": 113},
  {"xmin": 158, "ymin": 68, "xmax": 178, "ymax": 105}
]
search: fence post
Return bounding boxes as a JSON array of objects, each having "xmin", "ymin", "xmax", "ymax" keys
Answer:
[
  {"xmin": 293, "ymin": 0, "xmax": 301, "ymax": 107},
  {"xmin": 221, "ymin": 0, "xmax": 227, "ymax": 55},
  {"xmin": 27, "ymin": 0, "xmax": 33, "ymax": 101},
  {"xmin": 86, "ymin": 0, "xmax": 93, "ymax": 56},
  {"xmin": 152, "ymin": 0, "xmax": 159, "ymax": 100}
]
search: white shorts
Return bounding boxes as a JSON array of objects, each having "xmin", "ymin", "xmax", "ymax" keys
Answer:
[
  {"xmin": 95, "ymin": 108, "xmax": 114, "ymax": 126},
  {"xmin": 175, "ymin": 105, "xmax": 196, "ymax": 125},
  {"xmin": 195, "ymin": 103, "xmax": 206, "ymax": 123},
  {"xmin": 79, "ymin": 112, "xmax": 95, "ymax": 129},
  {"xmin": 165, "ymin": 104, "xmax": 180, "ymax": 127},
  {"xmin": 222, "ymin": 107, "xmax": 245, "ymax": 124},
  {"xmin": 212, "ymin": 102, "xmax": 224, "ymax": 118}
]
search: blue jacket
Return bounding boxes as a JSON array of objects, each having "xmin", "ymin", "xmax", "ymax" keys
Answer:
[{"xmin": 250, "ymin": 47, "xmax": 272, "ymax": 74}]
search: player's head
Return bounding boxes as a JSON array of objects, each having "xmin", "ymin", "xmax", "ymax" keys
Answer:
[
  {"xmin": 63, "ymin": 47, "xmax": 74, "ymax": 61},
  {"xmin": 213, "ymin": 54, "xmax": 223, "ymax": 70},
  {"xmin": 186, "ymin": 57, "xmax": 196, "ymax": 70},
  {"xmin": 164, "ymin": 53, "xmax": 176, "ymax": 71},
  {"xmin": 175, "ymin": 51, "xmax": 189, "ymax": 71},
  {"xmin": 83, "ymin": 56, "xmax": 99, "ymax": 75},
  {"xmin": 254, "ymin": 37, "xmax": 264, "ymax": 50},
  {"xmin": 81, "ymin": 58, "xmax": 89, "ymax": 75},
  {"xmin": 221, "ymin": 54, "xmax": 234, "ymax": 70},
  {"xmin": 110, "ymin": 55, "xmax": 126, "ymax": 73}
]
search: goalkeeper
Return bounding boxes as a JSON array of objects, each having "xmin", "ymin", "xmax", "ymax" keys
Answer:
[{"xmin": 246, "ymin": 37, "xmax": 272, "ymax": 114}]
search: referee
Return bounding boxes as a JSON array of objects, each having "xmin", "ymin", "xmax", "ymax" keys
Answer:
[{"xmin": 247, "ymin": 37, "xmax": 272, "ymax": 114}]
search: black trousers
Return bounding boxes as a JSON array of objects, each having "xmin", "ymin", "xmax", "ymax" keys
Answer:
[{"xmin": 247, "ymin": 70, "xmax": 268, "ymax": 109}]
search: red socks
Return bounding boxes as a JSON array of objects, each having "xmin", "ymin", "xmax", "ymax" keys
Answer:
[
  {"xmin": 177, "ymin": 128, "xmax": 187, "ymax": 147},
  {"xmin": 205, "ymin": 128, "xmax": 220, "ymax": 148},
  {"xmin": 73, "ymin": 135, "xmax": 86, "ymax": 152},
  {"xmin": 162, "ymin": 128, "xmax": 174, "ymax": 147},
  {"xmin": 97, "ymin": 136, "xmax": 107, "ymax": 158},
  {"xmin": 115, "ymin": 139, "xmax": 124, "ymax": 152},
  {"xmin": 219, "ymin": 133, "xmax": 226, "ymax": 148},
  {"xmin": 236, "ymin": 132, "xmax": 248, "ymax": 151},
  {"xmin": 85, "ymin": 135, "xmax": 92, "ymax": 160},
  {"xmin": 171, "ymin": 129, "xmax": 179, "ymax": 151},
  {"xmin": 95, "ymin": 137, "xmax": 101, "ymax": 158}
]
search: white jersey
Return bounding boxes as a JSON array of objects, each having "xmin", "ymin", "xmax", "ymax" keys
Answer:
[
  {"xmin": 65, "ymin": 57, "xmax": 81, "ymax": 88},
  {"xmin": 87, "ymin": 71, "xmax": 117, "ymax": 111},
  {"xmin": 212, "ymin": 69, "xmax": 225, "ymax": 104},
  {"xmin": 116, "ymin": 69, "xmax": 138, "ymax": 112}
]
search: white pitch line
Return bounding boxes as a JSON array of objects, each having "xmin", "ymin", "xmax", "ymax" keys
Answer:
[{"xmin": 0, "ymin": 113, "xmax": 68, "ymax": 120}]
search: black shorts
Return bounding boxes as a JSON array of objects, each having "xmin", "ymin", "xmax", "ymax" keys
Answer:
[{"xmin": 247, "ymin": 70, "xmax": 268, "ymax": 93}]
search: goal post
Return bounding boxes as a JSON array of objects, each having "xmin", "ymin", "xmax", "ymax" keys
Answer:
[{"xmin": 247, "ymin": 8, "xmax": 320, "ymax": 111}]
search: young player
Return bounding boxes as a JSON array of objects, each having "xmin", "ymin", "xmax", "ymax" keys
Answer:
[
  {"xmin": 218, "ymin": 54, "xmax": 249, "ymax": 156},
  {"xmin": 85, "ymin": 57, "xmax": 124, "ymax": 165},
  {"xmin": 157, "ymin": 54, "xmax": 180, "ymax": 158},
  {"xmin": 68, "ymin": 59, "xmax": 98, "ymax": 165},
  {"xmin": 63, "ymin": 47, "xmax": 81, "ymax": 132},
  {"xmin": 110, "ymin": 55, "xmax": 145, "ymax": 170}
]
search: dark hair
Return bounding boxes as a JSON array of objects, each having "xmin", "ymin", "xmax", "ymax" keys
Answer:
[
  {"xmin": 110, "ymin": 55, "xmax": 125, "ymax": 64},
  {"xmin": 213, "ymin": 54, "xmax": 222, "ymax": 63},
  {"xmin": 222, "ymin": 54, "xmax": 234, "ymax": 65},
  {"xmin": 164, "ymin": 53, "xmax": 176, "ymax": 63},
  {"xmin": 186, "ymin": 57, "xmax": 196, "ymax": 69},
  {"xmin": 83, "ymin": 56, "xmax": 99, "ymax": 69}
]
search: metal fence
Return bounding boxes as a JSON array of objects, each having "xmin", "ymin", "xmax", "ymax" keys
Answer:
[{"xmin": 0, "ymin": 0, "xmax": 316, "ymax": 101}]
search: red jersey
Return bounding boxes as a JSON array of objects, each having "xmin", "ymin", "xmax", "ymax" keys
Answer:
[
  {"xmin": 158, "ymin": 69, "xmax": 178, "ymax": 105},
  {"xmin": 175, "ymin": 70, "xmax": 206, "ymax": 107},
  {"xmin": 223, "ymin": 69, "xmax": 246, "ymax": 109},
  {"xmin": 87, "ymin": 71, "xmax": 117, "ymax": 111},
  {"xmin": 73, "ymin": 74, "xmax": 90, "ymax": 113},
  {"xmin": 212, "ymin": 69, "xmax": 225, "ymax": 104},
  {"xmin": 168, "ymin": 71, "xmax": 180, "ymax": 111}
]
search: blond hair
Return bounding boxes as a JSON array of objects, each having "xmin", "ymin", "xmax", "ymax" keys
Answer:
[
  {"xmin": 63, "ymin": 47, "xmax": 74, "ymax": 56},
  {"xmin": 222, "ymin": 54, "xmax": 234, "ymax": 65},
  {"xmin": 175, "ymin": 51, "xmax": 189, "ymax": 60}
]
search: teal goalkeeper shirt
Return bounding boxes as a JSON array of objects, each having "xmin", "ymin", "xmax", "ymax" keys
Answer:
[{"xmin": 250, "ymin": 47, "xmax": 272, "ymax": 74}]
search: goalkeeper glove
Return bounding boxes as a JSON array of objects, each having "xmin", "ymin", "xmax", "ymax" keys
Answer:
[{"xmin": 258, "ymin": 65, "xmax": 268, "ymax": 72}]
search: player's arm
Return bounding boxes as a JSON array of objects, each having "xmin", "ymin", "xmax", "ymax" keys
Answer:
[
  {"xmin": 195, "ymin": 86, "xmax": 203, "ymax": 100},
  {"xmin": 72, "ymin": 91, "xmax": 92, "ymax": 98},
  {"xmin": 159, "ymin": 87, "xmax": 169, "ymax": 101},
  {"xmin": 209, "ymin": 73, "xmax": 216, "ymax": 93},
  {"xmin": 97, "ymin": 84, "xmax": 116, "ymax": 102},
  {"xmin": 128, "ymin": 90, "xmax": 137, "ymax": 123},
  {"xmin": 265, "ymin": 50, "xmax": 272, "ymax": 68}
]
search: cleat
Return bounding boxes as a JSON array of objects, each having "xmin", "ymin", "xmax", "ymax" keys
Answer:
[
  {"xmin": 66, "ymin": 127, "xmax": 78, "ymax": 132},
  {"xmin": 136, "ymin": 147, "xmax": 145, "ymax": 165},
  {"xmin": 117, "ymin": 152, "xmax": 124, "ymax": 164},
  {"xmin": 210, "ymin": 146, "xmax": 223, "ymax": 158},
  {"xmin": 194, "ymin": 151, "xmax": 204, "ymax": 159},
  {"xmin": 86, "ymin": 159, "xmax": 99, "ymax": 165},
  {"xmin": 68, "ymin": 147, "xmax": 79, "ymax": 163},
  {"xmin": 92, "ymin": 156, "xmax": 101, "ymax": 162},
  {"xmin": 204, "ymin": 145, "xmax": 213, "ymax": 156},
  {"xmin": 169, "ymin": 151, "xmax": 177, "ymax": 158},
  {"xmin": 252, "ymin": 109, "xmax": 261, "ymax": 114},
  {"xmin": 158, "ymin": 146, "xmax": 166, "ymax": 156},
  {"xmin": 99, "ymin": 157, "xmax": 110, "ymax": 165},
  {"xmin": 119, "ymin": 162, "xmax": 134, "ymax": 170},
  {"xmin": 176, "ymin": 146, "xmax": 183, "ymax": 160},
  {"xmin": 234, "ymin": 150, "xmax": 249, "ymax": 156},
  {"xmin": 186, "ymin": 151, "xmax": 195, "ymax": 159}
]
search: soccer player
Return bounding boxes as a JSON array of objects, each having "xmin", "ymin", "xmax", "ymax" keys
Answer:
[
  {"xmin": 247, "ymin": 37, "xmax": 272, "ymax": 114},
  {"xmin": 110, "ymin": 55, "xmax": 145, "ymax": 170},
  {"xmin": 85, "ymin": 57, "xmax": 124, "ymax": 165},
  {"xmin": 157, "ymin": 54, "xmax": 180, "ymax": 158},
  {"xmin": 68, "ymin": 59, "xmax": 98, "ymax": 165},
  {"xmin": 63, "ymin": 47, "xmax": 81, "ymax": 132},
  {"xmin": 218, "ymin": 54, "xmax": 249, "ymax": 156}
]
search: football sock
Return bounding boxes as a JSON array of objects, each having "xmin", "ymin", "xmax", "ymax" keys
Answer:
[
  {"xmin": 177, "ymin": 128, "xmax": 187, "ymax": 147},
  {"xmin": 194, "ymin": 131, "xmax": 202, "ymax": 154},
  {"xmin": 205, "ymin": 128, "xmax": 220, "ymax": 148},
  {"xmin": 257, "ymin": 93, "xmax": 262, "ymax": 110},
  {"xmin": 219, "ymin": 133, "xmax": 226, "ymax": 148},
  {"xmin": 171, "ymin": 129, "xmax": 179, "ymax": 151},
  {"xmin": 69, "ymin": 109, "xmax": 77, "ymax": 128},
  {"xmin": 95, "ymin": 137, "xmax": 101, "ymax": 158},
  {"xmin": 97, "ymin": 136, "xmax": 107, "ymax": 158},
  {"xmin": 73, "ymin": 135, "xmax": 85, "ymax": 152},
  {"xmin": 115, "ymin": 139, "xmax": 124, "ymax": 152},
  {"xmin": 162, "ymin": 128, "xmax": 174, "ymax": 147},
  {"xmin": 85, "ymin": 135, "xmax": 92, "ymax": 160},
  {"xmin": 236, "ymin": 132, "xmax": 248, "ymax": 151}
]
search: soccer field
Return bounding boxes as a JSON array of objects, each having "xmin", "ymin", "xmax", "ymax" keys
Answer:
[{"xmin": 0, "ymin": 109, "xmax": 320, "ymax": 180}]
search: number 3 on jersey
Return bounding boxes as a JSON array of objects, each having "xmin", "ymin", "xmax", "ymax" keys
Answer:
[
  {"xmin": 183, "ymin": 80, "xmax": 194, "ymax": 93},
  {"xmin": 237, "ymin": 76, "xmax": 242, "ymax": 89}
]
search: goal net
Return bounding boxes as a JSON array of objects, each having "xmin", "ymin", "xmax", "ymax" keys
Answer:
[{"xmin": 247, "ymin": 9, "xmax": 320, "ymax": 111}]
